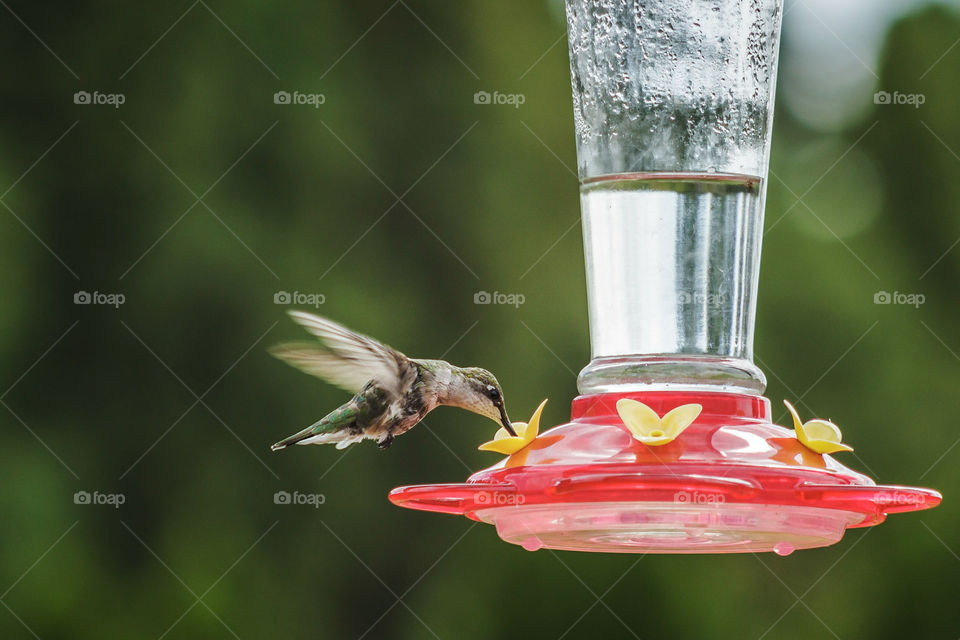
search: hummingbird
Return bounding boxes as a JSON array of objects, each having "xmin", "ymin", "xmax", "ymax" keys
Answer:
[{"xmin": 269, "ymin": 311, "xmax": 516, "ymax": 451}]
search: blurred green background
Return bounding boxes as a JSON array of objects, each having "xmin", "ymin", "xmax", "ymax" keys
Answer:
[{"xmin": 1, "ymin": 1, "xmax": 958, "ymax": 638}]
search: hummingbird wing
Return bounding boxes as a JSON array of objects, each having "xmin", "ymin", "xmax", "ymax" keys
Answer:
[{"xmin": 270, "ymin": 311, "xmax": 416, "ymax": 396}]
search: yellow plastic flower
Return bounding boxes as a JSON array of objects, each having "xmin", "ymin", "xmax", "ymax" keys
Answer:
[
  {"xmin": 478, "ymin": 399, "xmax": 548, "ymax": 455},
  {"xmin": 615, "ymin": 399, "xmax": 702, "ymax": 446},
  {"xmin": 783, "ymin": 399, "xmax": 853, "ymax": 454}
]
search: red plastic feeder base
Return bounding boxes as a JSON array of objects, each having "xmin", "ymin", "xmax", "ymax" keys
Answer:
[{"xmin": 390, "ymin": 392, "xmax": 941, "ymax": 554}]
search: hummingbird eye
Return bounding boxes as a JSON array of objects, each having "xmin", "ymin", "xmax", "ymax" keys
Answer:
[{"xmin": 486, "ymin": 385, "xmax": 501, "ymax": 402}]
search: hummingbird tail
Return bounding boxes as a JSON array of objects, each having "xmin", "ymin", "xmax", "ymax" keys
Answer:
[
  {"xmin": 271, "ymin": 423, "xmax": 364, "ymax": 451},
  {"xmin": 271, "ymin": 388, "xmax": 371, "ymax": 452}
]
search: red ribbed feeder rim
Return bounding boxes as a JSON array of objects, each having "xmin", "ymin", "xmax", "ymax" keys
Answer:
[{"xmin": 389, "ymin": 391, "xmax": 941, "ymax": 554}]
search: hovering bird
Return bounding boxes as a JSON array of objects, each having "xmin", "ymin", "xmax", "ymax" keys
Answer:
[{"xmin": 269, "ymin": 311, "xmax": 515, "ymax": 451}]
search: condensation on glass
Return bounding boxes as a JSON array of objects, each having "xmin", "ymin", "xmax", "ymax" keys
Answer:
[{"xmin": 566, "ymin": 0, "xmax": 784, "ymax": 395}]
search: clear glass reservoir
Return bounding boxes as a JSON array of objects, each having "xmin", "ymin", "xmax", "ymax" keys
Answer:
[{"xmin": 566, "ymin": 0, "xmax": 784, "ymax": 395}]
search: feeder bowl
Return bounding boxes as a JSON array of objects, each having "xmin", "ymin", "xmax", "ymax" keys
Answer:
[{"xmin": 390, "ymin": 391, "xmax": 941, "ymax": 554}]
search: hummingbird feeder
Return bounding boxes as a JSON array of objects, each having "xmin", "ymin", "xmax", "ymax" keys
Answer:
[{"xmin": 390, "ymin": 0, "xmax": 940, "ymax": 554}]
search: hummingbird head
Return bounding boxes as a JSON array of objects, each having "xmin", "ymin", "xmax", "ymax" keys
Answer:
[{"xmin": 447, "ymin": 367, "xmax": 516, "ymax": 437}]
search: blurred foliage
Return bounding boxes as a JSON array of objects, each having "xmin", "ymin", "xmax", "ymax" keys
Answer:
[{"xmin": 0, "ymin": 1, "xmax": 958, "ymax": 639}]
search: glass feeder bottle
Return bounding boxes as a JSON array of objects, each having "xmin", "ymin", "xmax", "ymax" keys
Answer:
[{"xmin": 569, "ymin": 0, "xmax": 783, "ymax": 396}]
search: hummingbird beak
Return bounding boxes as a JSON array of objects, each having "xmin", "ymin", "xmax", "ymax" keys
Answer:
[{"xmin": 497, "ymin": 403, "xmax": 517, "ymax": 437}]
